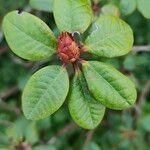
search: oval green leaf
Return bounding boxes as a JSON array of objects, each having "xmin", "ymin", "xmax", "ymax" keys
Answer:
[
  {"xmin": 22, "ymin": 65, "xmax": 69, "ymax": 120},
  {"xmin": 68, "ymin": 69, "xmax": 105, "ymax": 129},
  {"xmin": 82, "ymin": 61, "xmax": 137, "ymax": 110},
  {"xmin": 137, "ymin": 0, "xmax": 150, "ymax": 19},
  {"xmin": 3, "ymin": 11, "xmax": 56, "ymax": 61},
  {"xmin": 84, "ymin": 15, "xmax": 133, "ymax": 58},
  {"xmin": 53, "ymin": 0, "xmax": 93, "ymax": 33},
  {"xmin": 30, "ymin": 0, "xmax": 54, "ymax": 12},
  {"xmin": 120, "ymin": 0, "xmax": 136, "ymax": 15},
  {"xmin": 101, "ymin": 4, "xmax": 120, "ymax": 17}
]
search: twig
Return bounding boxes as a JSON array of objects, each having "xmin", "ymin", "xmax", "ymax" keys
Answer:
[
  {"xmin": 138, "ymin": 80, "xmax": 150, "ymax": 106},
  {"xmin": 48, "ymin": 122, "xmax": 78, "ymax": 144},
  {"xmin": 83, "ymin": 130, "xmax": 95, "ymax": 150},
  {"xmin": 31, "ymin": 59, "xmax": 50, "ymax": 72},
  {"xmin": 0, "ymin": 120, "xmax": 12, "ymax": 126},
  {"xmin": 0, "ymin": 99, "xmax": 21, "ymax": 115},
  {"xmin": 0, "ymin": 85, "xmax": 19, "ymax": 100},
  {"xmin": 135, "ymin": 80, "xmax": 150, "ymax": 115},
  {"xmin": 11, "ymin": 56, "xmax": 34, "ymax": 68},
  {"xmin": 133, "ymin": 45, "xmax": 150, "ymax": 53},
  {"xmin": 0, "ymin": 46, "xmax": 8, "ymax": 55}
]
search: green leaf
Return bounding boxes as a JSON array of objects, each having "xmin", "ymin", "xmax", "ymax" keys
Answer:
[
  {"xmin": 6, "ymin": 117, "xmax": 38, "ymax": 144},
  {"xmin": 123, "ymin": 54, "xmax": 136, "ymax": 71},
  {"xmin": 140, "ymin": 115, "xmax": 150, "ymax": 132},
  {"xmin": 120, "ymin": 0, "xmax": 136, "ymax": 15},
  {"xmin": 3, "ymin": 11, "xmax": 56, "ymax": 61},
  {"xmin": 30, "ymin": 0, "xmax": 54, "ymax": 12},
  {"xmin": 87, "ymin": 0, "xmax": 91, "ymax": 6},
  {"xmin": 87, "ymin": 142, "xmax": 101, "ymax": 150},
  {"xmin": 101, "ymin": 4, "xmax": 120, "ymax": 17},
  {"xmin": 68, "ymin": 69, "xmax": 105, "ymax": 129},
  {"xmin": 6, "ymin": 118, "xmax": 27, "ymax": 142},
  {"xmin": 82, "ymin": 61, "xmax": 137, "ymax": 110},
  {"xmin": 84, "ymin": 15, "xmax": 133, "ymax": 58},
  {"xmin": 22, "ymin": 65, "xmax": 69, "ymax": 120},
  {"xmin": 25, "ymin": 122, "xmax": 39, "ymax": 144},
  {"xmin": 137, "ymin": 0, "xmax": 150, "ymax": 19},
  {"xmin": 33, "ymin": 145, "xmax": 57, "ymax": 150},
  {"xmin": 53, "ymin": 0, "xmax": 93, "ymax": 33}
]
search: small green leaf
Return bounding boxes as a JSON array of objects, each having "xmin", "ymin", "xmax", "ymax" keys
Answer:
[
  {"xmin": 137, "ymin": 0, "xmax": 150, "ymax": 19},
  {"xmin": 33, "ymin": 145, "xmax": 57, "ymax": 150},
  {"xmin": 87, "ymin": 0, "xmax": 91, "ymax": 6},
  {"xmin": 53, "ymin": 0, "xmax": 93, "ymax": 33},
  {"xmin": 140, "ymin": 115, "xmax": 150, "ymax": 132},
  {"xmin": 68, "ymin": 69, "xmax": 105, "ymax": 129},
  {"xmin": 30, "ymin": 0, "xmax": 54, "ymax": 12},
  {"xmin": 120, "ymin": 0, "xmax": 136, "ymax": 15},
  {"xmin": 101, "ymin": 4, "xmax": 120, "ymax": 17},
  {"xmin": 3, "ymin": 11, "xmax": 56, "ymax": 61},
  {"xmin": 85, "ymin": 15, "xmax": 133, "ymax": 58},
  {"xmin": 22, "ymin": 65, "xmax": 69, "ymax": 120},
  {"xmin": 123, "ymin": 54, "xmax": 136, "ymax": 71},
  {"xmin": 82, "ymin": 61, "xmax": 137, "ymax": 110}
]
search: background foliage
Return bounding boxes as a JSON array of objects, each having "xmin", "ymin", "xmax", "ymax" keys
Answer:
[{"xmin": 0, "ymin": 0, "xmax": 150, "ymax": 149}]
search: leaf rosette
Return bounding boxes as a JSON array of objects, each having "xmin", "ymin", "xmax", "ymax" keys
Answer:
[{"xmin": 3, "ymin": 0, "xmax": 137, "ymax": 129}]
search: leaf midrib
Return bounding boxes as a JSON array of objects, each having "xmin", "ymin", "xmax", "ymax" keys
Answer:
[
  {"xmin": 6, "ymin": 18, "xmax": 54, "ymax": 51},
  {"xmin": 86, "ymin": 28, "xmax": 129, "ymax": 48},
  {"xmin": 78, "ymin": 74, "xmax": 95, "ymax": 127},
  {"xmin": 28, "ymin": 69, "xmax": 64, "ymax": 118},
  {"xmin": 88, "ymin": 63, "xmax": 132, "ymax": 105}
]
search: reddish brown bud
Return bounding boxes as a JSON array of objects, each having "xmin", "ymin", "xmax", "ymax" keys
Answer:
[
  {"xmin": 57, "ymin": 32, "xmax": 80, "ymax": 63},
  {"xmin": 92, "ymin": 3, "xmax": 100, "ymax": 14}
]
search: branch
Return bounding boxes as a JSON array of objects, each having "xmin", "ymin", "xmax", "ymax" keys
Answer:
[
  {"xmin": 0, "ymin": 99, "xmax": 21, "ymax": 115},
  {"xmin": 0, "ymin": 120, "xmax": 12, "ymax": 126},
  {"xmin": 11, "ymin": 56, "xmax": 34, "ymax": 68},
  {"xmin": 138, "ymin": 80, "xmax": 150, "ymax": 106},
  {"xmin": 133, "ymin": 45, "xmax": 150, "ymax": 53},
  {"xmin": 0, "ymin": 85, "xmax": 19, "ymax": 100},
  {"xmin": 0, "ymin": 46, "xmax": 8, "ymax": 55},
  {"xmin": 48, "ymin": 122, "xmax": 78, "ymax": 144},
  {"xmin": 135, "ymin": 80, "xmax": 150, "ymax": 116},
  {"xmin": 83, "ymin": 130, "xmax": 95, "ymax": 150}
]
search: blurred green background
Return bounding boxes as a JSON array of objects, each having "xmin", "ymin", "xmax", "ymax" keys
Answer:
[{"xmin": 0, "ymin": 0, "xmax": 150, "ymax": 149}]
